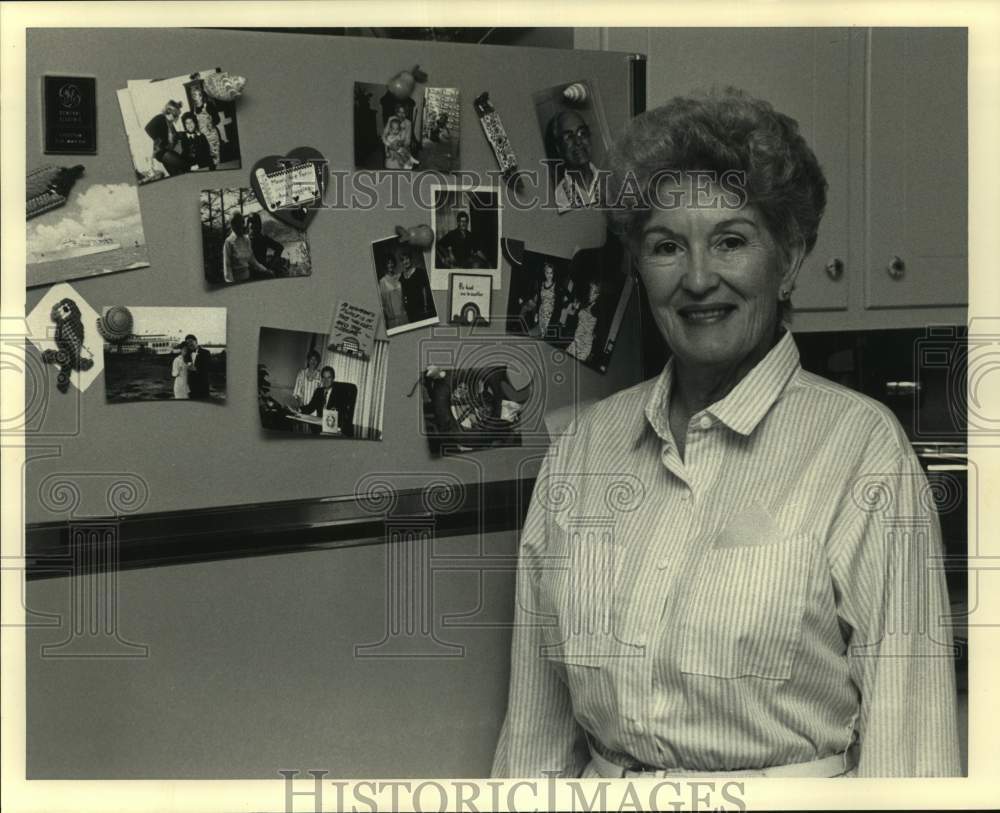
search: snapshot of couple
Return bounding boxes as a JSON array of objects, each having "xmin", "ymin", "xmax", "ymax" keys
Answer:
[
  {"xmin": 505, "ymin": 232, "xmax": 633, "ymax": 373},
  {"xmin": 257, "ymin": 326, "xmax": 389, "ymax": 440},
  {"xmin": 200, "ymin": 187, "xmax": 312, "ymax": 285},
  {"xmin": 431, "ymin": 186, "xmax": 501, "ymax": 286},
  {"xmin": 371, "ymin": 235, "xmax": 439, "ymax": 336},
  {"xmin": 117, "ymin": 70, "xmax": 242, "ymax": 184},
  {"xmin": 354, "ymin": 80, "xmax": 460, "ymax": 172},
  {"xmin": 533, "ymin": 79, "xmax": 610, "ymax": 212},
  {"xmin": 102, "ymin": 307, "xmax": 227, "ymax": 403},
  {"xmin": 170, "ymin": 335, "xmax": 215, "ymax": 400}
]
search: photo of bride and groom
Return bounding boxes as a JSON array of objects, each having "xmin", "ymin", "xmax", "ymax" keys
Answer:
[
  {"xmin": 102, "ymin": 306, "xmax": 227, "ymax": 404},
  {"xmin": 170, "ymin": 334, "xmax": 214, "ymax": 400}
]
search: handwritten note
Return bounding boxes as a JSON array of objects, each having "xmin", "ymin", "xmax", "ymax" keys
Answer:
[
  {"xmin": 449, "ymin": 272, "xmax": 493, "ymax": 325},
  {"xmin": 328, "ymin": 301, "xmax": 379, "ymax": 360}
]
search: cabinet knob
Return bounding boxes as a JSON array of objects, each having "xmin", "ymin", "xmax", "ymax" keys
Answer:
[
  {"xmin": 825, "ymin": 257, "xmax": 844, "ymax": 280},
  {"xmin": 887, "ymin": 256, "xmax": 906, "ymax": 279}
]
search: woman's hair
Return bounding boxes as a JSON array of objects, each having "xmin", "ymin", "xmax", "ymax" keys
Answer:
[
  {"xmin": 306, "ymin": 349, "xmax": 321, "ymax": 365},
  {"xmin": 247, "ymin": 212, "xmax": 263, "ymax": 233},
  {"xmin": 229, "ymin": 212, "xmax": 245, "ymax": 235},
  {"xmin": 606, "ymin": 87, "xmax": 827, "ymax": 262}
]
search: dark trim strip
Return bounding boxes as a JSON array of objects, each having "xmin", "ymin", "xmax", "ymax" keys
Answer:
[
  {"xmin": 26, "ymin": 477, "xmax": 536, "ymax": 580},
  {"xmin": 629, "ymin": 52, "xmax": 647, "ymax": 118}
]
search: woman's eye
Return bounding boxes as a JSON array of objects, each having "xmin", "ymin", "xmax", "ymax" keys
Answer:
[
  {"xmin": 652, "ymin": 240, "xmax": 681, "ymax": 256},
  {"xmin": 716, "ymin": 235, "xmax": 745, "ymax": 251}
]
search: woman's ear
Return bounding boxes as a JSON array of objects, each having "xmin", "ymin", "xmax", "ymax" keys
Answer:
[{"xmin": 780, "ymin": 240, "xmax": 807, "ymax": 293}]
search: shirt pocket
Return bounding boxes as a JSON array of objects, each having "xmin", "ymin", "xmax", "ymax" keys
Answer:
[{"xmin": 678, "ymin": 533, "xmax": 814, "ymax": 680}]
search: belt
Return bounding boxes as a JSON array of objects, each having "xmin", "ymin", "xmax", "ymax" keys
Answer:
[{"xmin": 586, "ymin": 737, "xmax": 857, "ymax": 778}]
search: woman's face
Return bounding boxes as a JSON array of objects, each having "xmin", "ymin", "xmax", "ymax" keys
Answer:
[
  {"xmin": 543, "ymin": 264, "xmax": 554, "ymax": 283},
  {"xmin": 636, "ymin": 178, "xmax": 799, "ymax": 373},
  {"xmin": 307, "ymin": 355, "xmax": 318, "ymax": 371},
  {"xmin": 191, "ymin": 87, "xmax": 203, "ymax": 106},
  {"xmin": 183, "ymin": 117, "xmax": 196, "ymax": 133}
]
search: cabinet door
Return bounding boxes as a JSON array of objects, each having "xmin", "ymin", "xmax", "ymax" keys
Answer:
[
  {"xmin": 866, "ymin": 28, "xmax": 968, "ymax": 308},
  {"xmin": 603, "ymin": 27, "xmax": 853, "ymax": 312}
]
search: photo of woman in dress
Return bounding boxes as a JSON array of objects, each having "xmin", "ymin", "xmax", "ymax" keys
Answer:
[
  {"xmin": 565, "ymin": 280, "xmax": 602, "ymax": 362},
  {"xmin": 171, "ymin": 341, "xmax": 191, "ymax": 399},
  {"xmin": 536, "ymin": 261, "xmax": 559, "ymax": 337},
  {"xmin": 377, "ymin": 255, "xmax": 406, "ymax": 330}
]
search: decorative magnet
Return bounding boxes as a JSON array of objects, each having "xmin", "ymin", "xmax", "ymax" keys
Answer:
[
  {"xmin": 395, "ymin": 224, "xmax": 434, "ymax": 249},
  {"xmin": 202, "ymin": 71, "xmax": 246, "ymax": 102},
  {"xmin": 42, "ymin": 297, "xmax": 95, "ymax": 393},
  {"xmin": 387, "ymin": 65, "xmax": 428, "ymax": 100},
  {"xmin": 27, "ymin": 164, "xmax": 85, "ymax": 220},
  {"xmin": 25, "ymin": 282, "xmax": 102, "ymax": 394},
  {"xmin": 96, "ymin": 304, "xmax": 134, "ymax": 343},
  {"xmin": 562, "ymin": 82, "xmax": 590, "ymax": 104},
  {"xmin": 474, "ymin": 92, "xmax": 521, "ymax": 189},
  {"xmin": 249, "ymin": 146, "xmax": 328, "ymax": 230}
]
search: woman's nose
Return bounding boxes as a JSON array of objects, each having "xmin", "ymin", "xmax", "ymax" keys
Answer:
[{"xmin": 681, "ymin": 249, "xmax": 720, "ymax": 295}]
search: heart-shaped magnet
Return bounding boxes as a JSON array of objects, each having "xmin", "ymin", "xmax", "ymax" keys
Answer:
[{"xmin": 250, "ymin": 146, "xmax": 329, "ymax": 230}]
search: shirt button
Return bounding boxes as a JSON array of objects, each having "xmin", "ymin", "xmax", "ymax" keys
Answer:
[
  {"xmin": 632, "ymin": 720, "xmax": 646, "ymax": 736},
  {"xmin": 699, "ymin": 415, "xmax": 712, "ymax": 430},
  {"xmin": 680, "ymin": 492, "xmax": 691, "ymax": 502}
]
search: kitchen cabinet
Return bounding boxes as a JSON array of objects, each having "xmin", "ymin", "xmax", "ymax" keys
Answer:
[
  {"xmin": 576, "ymin": 27, "xmax": 968, "ymax": 332},
  {"xmin": 866, "ymin": 28, "xmax": 968, "ymax": 310}
]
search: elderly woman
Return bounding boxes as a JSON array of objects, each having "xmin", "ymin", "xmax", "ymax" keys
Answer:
[{"xmin": 492, "ymin": 88, "xmax": 959, "ymax": 779}]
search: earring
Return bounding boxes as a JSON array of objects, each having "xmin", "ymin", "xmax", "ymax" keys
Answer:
[{"xmin": 779, "ymin": 287, "xmax": 791, "ymax": 301}]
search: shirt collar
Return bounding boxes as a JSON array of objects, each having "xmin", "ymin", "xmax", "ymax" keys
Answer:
[{"xmin": 640, "ymin": 329, "xmax": 801, "ymax": 446}]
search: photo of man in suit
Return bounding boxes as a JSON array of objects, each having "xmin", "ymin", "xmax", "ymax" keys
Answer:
[
  {"xmin": 185, "ymin": 334, "xmax": 213, "ymax": 399},
  {"xmin": 436, "ymin": 212, "xmax": 486, "ymax": 269},
  {"xmin": 296, "ymin": 365, "xmax": 357, "ymax": 437}
]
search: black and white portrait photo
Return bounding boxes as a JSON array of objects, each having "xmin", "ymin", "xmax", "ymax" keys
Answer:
[
  {"xmin": 533, "ymin": 79, "xmax": 611, "ymax": 213},
  {"xmin": 117, "ymin": 69, "xmax": 241, "ymax": 184},
  {"xmin": 200, "ymin": 187, "xmax": 311, "ymax": 286},
  {"xmin": 421, "ymin": 363, "xmax": 533, "ymax": 455},
  {"xmin": 102, "ymin": 306, "xmax": 227, "ymax": 403},
  {"xmin": 431, "ymin": 185, "xmax": 500, "ymax": 288},
  {"xmin": 505, "ymin": 232, "xmax": 633, "ymax": 373},
  {"xmin": 354, "ymin": 78, "xmax": 460, "ymax": 172},
  {"xmin": 257, "ymin": 326, "xmax": 388, "ymax": 439},
  {"xmin": 371, "ymin": 234, "xmax": 439, "ymax": 335},
  {"xmin": 13, "ymin": 21, "xmax": 980, "ymax": 811}
]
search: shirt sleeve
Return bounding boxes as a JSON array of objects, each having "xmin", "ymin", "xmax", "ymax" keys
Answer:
[
  {"xmin": 292, "ymin": 370, "xmax": 306, "ymax": 403},
  {"xmin": 829, "ymin": 447, "xmax": 961, "ymax": 777},
  {"xmin": 222, "ymin": 238, "xmax": 234, "ymax": 283},
  {"xmin": 491, "ymin": 449, "xmax": 590, "ymax": 778}
]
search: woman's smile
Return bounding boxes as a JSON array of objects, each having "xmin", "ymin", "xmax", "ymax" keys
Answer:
[{"xmin": 677, "ymin": 303, "xmax": 737, "ymax": 324}]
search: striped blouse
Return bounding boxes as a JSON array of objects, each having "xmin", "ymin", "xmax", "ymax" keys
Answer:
[{"xmin": 491, "ymin": 330, "xmax": 960, "ymax": 778}]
